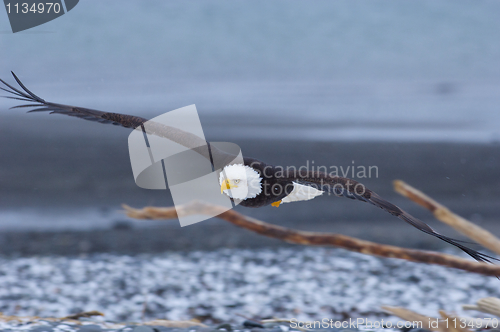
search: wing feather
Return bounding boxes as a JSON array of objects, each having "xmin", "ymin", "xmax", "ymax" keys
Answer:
[
  {"xmin": 1, "ymin": 72, "xmax": 237, "ymax": 166},
  {"xmin": 292, "ymin": 172, "xmax": 497, "ymax": 264},
  {"xmin": 367, "ymin": 192, "xmax": 496, "ymax": 263},
  {"xmin": 1, "ymin": 72, "xmax": 148, "ymax": 129}
]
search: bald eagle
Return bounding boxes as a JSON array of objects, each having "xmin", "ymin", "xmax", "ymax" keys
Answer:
[{"xmin": 1, "ymin": 72, "xmax": 496, "ymax": 264}]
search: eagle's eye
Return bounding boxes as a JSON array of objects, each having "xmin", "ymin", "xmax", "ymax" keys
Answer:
[{"xmin": 234, "ymin": 179, "xmax": 240, "ymax": 184}]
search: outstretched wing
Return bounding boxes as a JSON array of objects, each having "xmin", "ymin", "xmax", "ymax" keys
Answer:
[
  {"xmin": 0, "ymin": 72, "xmax": 147, "ymax": 128},
  {"xmin": 3, "ymin": 72, "xmax": 496, "ymax": 264},
  {"xmin": 1, "ymin": 72, "xmax": 238, "ymax": 164},
  {"xmin": 293, "ymin": 174, "xmax": 497, "ymax": 264},
  {"xmin": 366, "ymin": 191, "xmax": 496, "ymax": 264}
]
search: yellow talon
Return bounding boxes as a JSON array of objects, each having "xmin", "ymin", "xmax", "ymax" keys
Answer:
[{"xmin": 271, "ymin": 200, "xmax": 282, "ymax": 207}]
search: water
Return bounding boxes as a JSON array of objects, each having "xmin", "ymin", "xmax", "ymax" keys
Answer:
[
  {"xmin": 1, "ymin": 1, "xmax": 500, "ymax": 142},
  {"xmin": 2, "ymin": 1, "xmax": 500, "ymax": 81}
]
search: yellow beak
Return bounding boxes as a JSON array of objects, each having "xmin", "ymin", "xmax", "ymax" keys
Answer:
[{"xmin": 221, "ymin": 179, "xmax": 236, "ymax": 194}]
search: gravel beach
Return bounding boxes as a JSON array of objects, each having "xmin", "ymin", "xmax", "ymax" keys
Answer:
[{"xmin": 0, "ymin": 247, "xmax": 498, "ymax": 331}]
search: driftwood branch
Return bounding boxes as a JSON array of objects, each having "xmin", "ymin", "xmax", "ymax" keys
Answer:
[
  {"xmin": 123, "ymin": 202, "xmax": 500, "ymax": 277},
  {"xmin": 394, "ymin": 180, "xmax": 500, "ymax": 255},
  {"xmin": 382, "ymin": 306, "xmax": 480, "ymax": 332},
  {"xmin": 62, "ymin": 311, "xmax": 104, "ymax": 320},
  {"xmin": 463, "ymin": 297, "xmax": 500, "ymax": 317}
]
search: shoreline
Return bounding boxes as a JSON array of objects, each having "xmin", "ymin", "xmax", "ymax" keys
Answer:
[{"xmin": 1, "ymin": 116, "xmax": 499, "ymax": 255}]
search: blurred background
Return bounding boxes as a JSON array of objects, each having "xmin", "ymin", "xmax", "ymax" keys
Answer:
[
  {"xmin": 0, "ymin": 0, "xmax": 499, "ymax": 255},
  {"xmin": 2, "ymin": 0, "xmax": 500, "ymax": 324}
]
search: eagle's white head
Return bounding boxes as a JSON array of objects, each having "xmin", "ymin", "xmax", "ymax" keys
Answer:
[{"xmin": 219, "ymin": 164, "xmax": 262, "ymax": 200}]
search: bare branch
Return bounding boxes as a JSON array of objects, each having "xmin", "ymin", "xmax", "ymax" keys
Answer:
[
  {"xmin": 462, "ymin": 297, "xmax": 500, "ymax": 317},
  {"xmin": 381, "ymin": 306, "xmax": 444, "ymax": 332},
  {"xmin": 123, "ymin": 202, "xmax": 500, "ymax": 277},
  {"xmin": 394, "ymin": 180, "xmax": 500, "ymax": 255},
  {"xmin": 62, "ymin": 311, "xmax": 104, "ymax": 320},
  {"xmin": 382, "ymin": 306, "xmax": 482, "ymax": 332}
]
